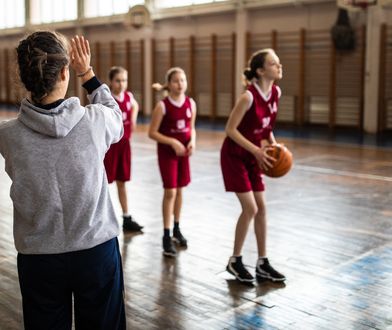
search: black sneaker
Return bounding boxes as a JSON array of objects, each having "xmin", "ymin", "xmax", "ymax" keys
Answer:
[
  {"xmin": 173, "ymin": 228, "xmax": 188, "ymax": 247},
  {"xmin": 226, "ymin": 256, "xmax": 254, "ymax": 283},
  {"xmin": 123, "ymin": 216, "xmax": 143, "ymax": 232},
  {"xmin": 162, "ymin": 236, "xmax": 177, "ymax": 257},
  {"xmin": 256, "ymin": 258, "xmax": 286, "ymax": 282}
]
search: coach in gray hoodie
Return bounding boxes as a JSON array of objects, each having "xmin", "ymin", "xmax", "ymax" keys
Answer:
[{"xmin": 0, "ymin": 32, "xmax": 126, "ymax": 329}]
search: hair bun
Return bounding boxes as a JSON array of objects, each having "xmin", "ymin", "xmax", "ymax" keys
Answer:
[
  {"xmin": 243, "ymin": 68, "xmax": 253, "ymax": 81},
  {"xmin": 17, "ymin": 31, "xmax": 69, "ymax": 104}
]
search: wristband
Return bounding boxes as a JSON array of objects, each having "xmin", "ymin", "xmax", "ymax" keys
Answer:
[{"xmin": 77, "ymin": 66, "xmax": 93, "ymax": 77}]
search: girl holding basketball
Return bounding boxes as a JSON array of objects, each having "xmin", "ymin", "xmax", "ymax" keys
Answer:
[
  {"xmin": 149, "ymin": 67, "xmax": 196, "ymax": 257},
  {"xmin": 221, "ymin": 49, "xmax": 286, "ymax": 283}
]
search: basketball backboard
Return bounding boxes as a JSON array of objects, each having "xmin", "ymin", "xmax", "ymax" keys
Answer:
[{"xmin": 337, "ymin": 0, "xmax": 377, "ymax": 11}]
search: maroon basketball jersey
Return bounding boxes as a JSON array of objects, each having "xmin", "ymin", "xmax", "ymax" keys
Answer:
[
  {"xmin": 159, "ymin": 96, "xmax": 193, "ymax": 145},
  {"xmin": 237, "ymin": 83, "xmax": 279, "ymax": 145},
  {"xmin": 114, "ymin": 91, "xmax": 133, "ymax": 140}
]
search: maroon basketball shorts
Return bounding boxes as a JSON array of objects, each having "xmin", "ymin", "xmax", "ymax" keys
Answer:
[
  {"xmin": 158, "ymin": 144, "xmax": 190, "ymax": 189},
  {"xmin": 104, "ymin": 138, "xmax": 131, "ymax": 184},
  {"xmin": 220, "ymin": 139, "xmax": 265, "ymax": 193}
]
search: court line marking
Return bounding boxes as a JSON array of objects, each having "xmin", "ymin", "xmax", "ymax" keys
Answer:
[
  {"xmin": 273, "ymin": 135, "xmax": 392, "ymax": 152},
  {"xmin": 282, "ymin": 222, "xmax": 392, "ymax": 241},
  {"xmin": 132, "ymin": 142, "xmax": 392, "ymax": 182},
  {"xmin": 294, "ymin": 164, "xmax": 392, "ymax": 182},
  {"xmin": 321, "ymin": 242, "xmax": 392, "ymax": 276}
]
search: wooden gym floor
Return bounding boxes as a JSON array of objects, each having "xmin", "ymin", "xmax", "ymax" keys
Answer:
[{"xmin": 0, "ymin": 110, "xmax": 392, "ymax": 329}]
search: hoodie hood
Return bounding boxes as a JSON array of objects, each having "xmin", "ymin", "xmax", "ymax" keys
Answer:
[{"xmin": 18, "ymin": 97, "xmax": 85, "ymax": 138}]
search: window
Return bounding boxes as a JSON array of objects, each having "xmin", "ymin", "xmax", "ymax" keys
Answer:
[
  {"xmin": 0, "ymin": 0, "xmax": 25, "ymax": 29},
  {"xmin": 84, "ymin": 0, "xmax": 145, "ymax": 18},
  {"xmin": 30, "ymin": 0, "xmax": 77, "ymax": 24},
  {"xmin": 155, "ymin": 0, "xmax": 227, "ymax": 8}
]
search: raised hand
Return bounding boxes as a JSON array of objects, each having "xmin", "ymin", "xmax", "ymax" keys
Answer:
[{"xmin": 70, "ymin": 36, "xmax": 92, "ymax": 78}]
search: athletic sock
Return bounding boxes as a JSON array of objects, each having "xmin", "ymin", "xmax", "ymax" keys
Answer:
[{"xmin": 173, "ymin": 221, "xmax": 180, "ymax": 231}]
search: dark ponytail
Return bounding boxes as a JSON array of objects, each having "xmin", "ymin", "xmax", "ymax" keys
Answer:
[
  {"xmin": 16, "ymin": 31, "xmax": 69, "ymax": 103},
  {"xmin": 243, "ymin": 68, "xmax": 254, "ymax": 82}
]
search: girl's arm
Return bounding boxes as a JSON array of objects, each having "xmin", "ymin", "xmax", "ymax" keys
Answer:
[
  {"xmin": 261, "ymin": 131, "xmax": 277, "ymax": 148},
  {"xmin": 187, "ymin": 99, "xmax": 197, "ymax": 156},
  {"xmin": 226, "ymin": 93, "xmax": 275, "ymax": 170},
  {"xmin": 131, "ymin": 97, "xmax": 139, "ymax": 131},
  {"xmin": 71, "ymin": 36, "xmax": 122, "ymax": 146},
  {"xmin": 148, "ymin": 102, "xmax": 187, "ymax": 156},
  {"xmin": 268, "ymin": 131, "xmax": 277, "ymax": 145},
  {"xmin": 265, "ymin": 85, "xmax": 281, "ymax": 146}
]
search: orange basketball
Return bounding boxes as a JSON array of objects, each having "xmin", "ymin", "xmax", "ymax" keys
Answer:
[{"xmin": 263, "ymin": 144, "xmax": 293, "ymax": 178}]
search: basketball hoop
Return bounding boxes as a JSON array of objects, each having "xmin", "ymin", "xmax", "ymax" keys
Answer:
[
  {"xmin": 125, "ymin": 5, "xmax": 151, "ymax": 29},
  {"xmin": 343, "ymin": 0, "xmax": 377, "ymax": 9}
]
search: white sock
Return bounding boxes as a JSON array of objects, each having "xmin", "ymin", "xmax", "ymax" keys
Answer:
[
  {"xmin": 230, "ymin": 256, "xmax": 241, "ymax": 263},
  {"xmin": 257, "ymin": 257, "xmax": 268, "ymax": 266}
]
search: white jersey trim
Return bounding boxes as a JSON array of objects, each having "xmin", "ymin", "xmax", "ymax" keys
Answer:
[
  {"xmin": 275, "ymin": 85, "xmax": 282, "ymax": 99},
  {"xmin": 113, "ymin": 91, "xmax": 124, "ymax": 103},
  {"xmin": 247, "ymin": 84, "xmax": 280, "ymax": 110},
  {"xmin": 126, "ymin": 91, "xmax": 133, "ymax": 103},
  {"xmin": 113, "ymin": 91, "xmax": 133, "ymax": 103},
  {"xmin": 190, "ymin": 98, "xmax": 196, "ymax": 113},
  {"xmin": 245, "ymin": 90, "xmax": 253, "ymax": 111},
  {"xmin": 276, "ymin": 85, "xmax": 282, "ymax": 99},
  {"xmin": 168, "ymin": 95, "xmax": 186, "ymax": 108},
  {"xmin": 160, "ymin": 101, "xmax": 166, "ymax": 115},
  {"xmin": 253, "ymin": 82, "xmax": 272, "ymax": 102}
]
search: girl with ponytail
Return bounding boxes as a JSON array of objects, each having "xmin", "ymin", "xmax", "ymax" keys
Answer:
[
  {"xmin": 149, "ymin": 67, "xmax": 197, "ymax": 257},
  {"xmin": 220, "ymin": 49, "xmax": 286, "ymax": 283}
]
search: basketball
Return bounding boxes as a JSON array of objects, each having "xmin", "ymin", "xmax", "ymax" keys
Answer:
[{"xmin": 263, "ymin": 144, "xmax": 293, "ymax": 178}]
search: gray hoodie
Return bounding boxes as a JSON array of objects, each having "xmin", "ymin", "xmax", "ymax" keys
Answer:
[{"xmin": 0, "ymin": 84, "xmax": 123, "ymax": 254}]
